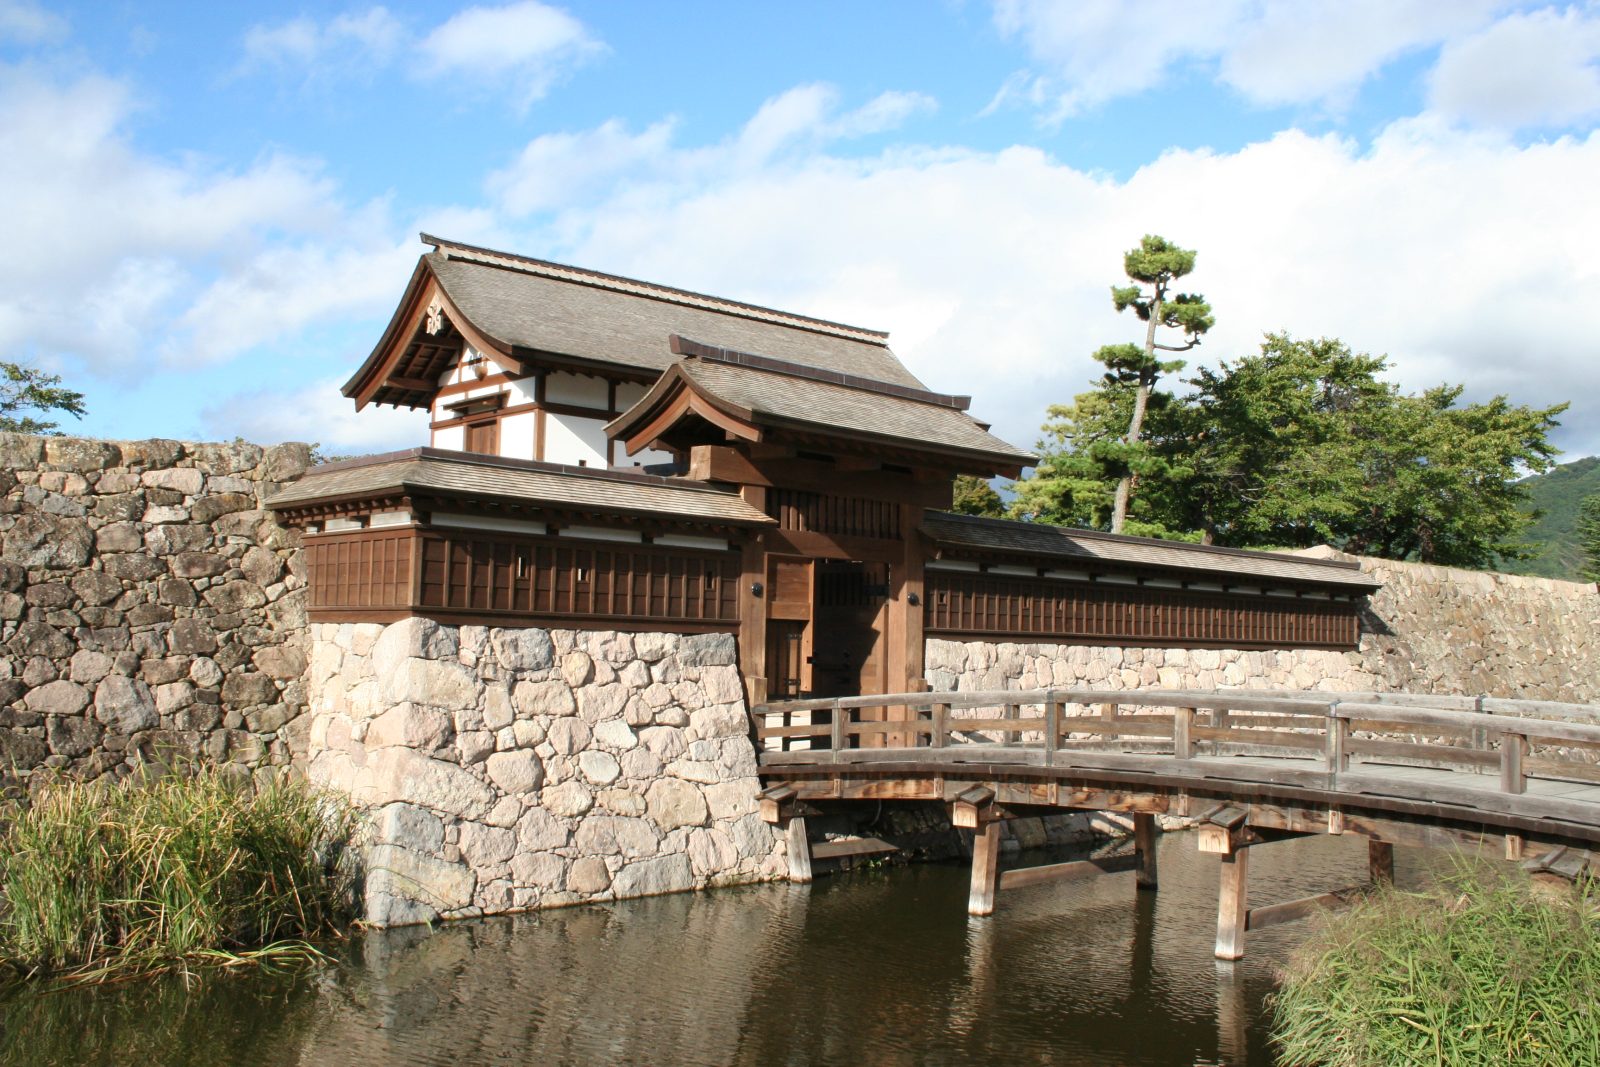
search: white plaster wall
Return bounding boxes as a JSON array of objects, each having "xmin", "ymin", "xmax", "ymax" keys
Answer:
[
  {"xmin": 433, "ymin": 424, "xmax": 465, "ymax": 451},
  {"xmin": 544, "ymin": 412, "xmax": 608, "ymax": 467},
  {"xmin": 545, "ymin": 372, "xmax": 609, "ymax": 408},
  {"xmin": 500, "ymin": 411, "xmax": 536, "ymax": 461}
]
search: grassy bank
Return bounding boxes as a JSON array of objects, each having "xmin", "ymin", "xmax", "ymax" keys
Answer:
[
  {"xmin": 0, "ymin": 768, "xmax": 357, "ymax": 986},
  {"xmin": 1272, "ymin": 863, "xmax": 1600, "ymax": 1066}
]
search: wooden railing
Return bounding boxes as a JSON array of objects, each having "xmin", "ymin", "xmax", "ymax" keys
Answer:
[{"xmin": 753, "ymin": 689, "xmax": 1600, "ymax": 832}]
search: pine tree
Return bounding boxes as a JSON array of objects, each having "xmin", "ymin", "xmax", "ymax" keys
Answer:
[
  {"xmin": 1103, "ymin": 236, "xmax": 1213, "ymax": 532},
  {"xmin": 1577, "ymin": 494, "xmax": 1600, "ymax": 582}
]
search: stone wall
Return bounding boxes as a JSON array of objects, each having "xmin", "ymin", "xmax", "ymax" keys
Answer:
[
  {"xmin": 305, "ymin": 620, "xmax": 786, "ymax": 924},
  {"xmin": 927, "ymin": 550, "xmax": 1600, "ymax": 702},
  {"xmin": 0, "ymin": 434, "xmax": 311, "ymax": 784}
]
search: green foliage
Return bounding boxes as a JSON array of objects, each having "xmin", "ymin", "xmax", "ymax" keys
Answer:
[
  {"xmin": 1499, "ymin": 458, "xmax": 1600, "ymax": 579},
  {"xmin": 0, "ymin": 362, "xmax": 86, "ymax": 435},
  {"xmin": 0, "ymin": 767, "xmax": 357, "ymax": 986},
  {"xmin": 1578, "ymin": 493, "xmax": 1600, "ymax": 582},
  {"xmin": 950, "ymin": 475, "xmax": 1005, "ymax": 518},
  {"xmin": 1016, "ymin": 331, "xmax": 1565, "ymax": 567},
  {"xmin": 1272, "ymin": 863, "xmax": 1600, "ymax": 1067}
]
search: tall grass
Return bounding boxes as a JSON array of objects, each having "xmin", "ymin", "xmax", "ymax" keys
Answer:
[
  {"xmin": 1272, "ymin": 862, "xmax": 1600, "ymax": 1066},
  {"xmin": 0, "ymin": 767, "xmax": 357, "ymax": 985}
]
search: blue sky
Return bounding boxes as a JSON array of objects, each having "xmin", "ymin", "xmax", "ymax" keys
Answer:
[{"xmin": 5, "ymin": 1, "xmax": 1600, "ymax": 459}]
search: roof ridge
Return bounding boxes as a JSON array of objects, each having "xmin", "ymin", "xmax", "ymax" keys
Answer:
[
  {"xmin": 420, "ymin": 233, "xmax": 890, "ymax": 346},
  {"xmin": 305, "ymin": 447, "xmax": 743, "ymax": 497},
  {"xmin": 671, "ymin": 335, "xmax": 969, "ymax": 410},
  {"xmin": 924, "ymin": 511, "xmax": 1366, "ymax": 572}
]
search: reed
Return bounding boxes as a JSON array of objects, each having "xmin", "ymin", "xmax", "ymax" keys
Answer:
[
  {"xmin": 0, "ymin": 767, "xmax": 357, "ymax": 985},
  {"xmin": 1272, "ymin": 861, "xmax": 1600, "ymax": 1066}
]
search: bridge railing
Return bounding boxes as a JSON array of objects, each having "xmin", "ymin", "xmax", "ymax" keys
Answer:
[{"xmin": 752, "ymin": 689, "xmax": 1600, "ymax": 799}]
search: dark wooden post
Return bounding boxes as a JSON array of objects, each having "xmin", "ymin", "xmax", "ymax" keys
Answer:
[
  {"xmin": 968, "ymin": 821, "xmax": 1002, "ymax": 916},
  {"xmin": 1368, "ymin": 840, "xmax": 1394, "ymax": 886},
  {"xmin": 1215, "ymin": 847, "xmax": 1251, "ymax": 960},
  {"xmin": 1043, "ymin": 698, "xmax": 1061, "ymax": 766},
  {"xmin": 1173, "ymin": 706, "xmax": 1193, "ymax": 760},
  {"xmin": 1133, "ymin": 812, "xmax": 1159, "ymax": 891}
]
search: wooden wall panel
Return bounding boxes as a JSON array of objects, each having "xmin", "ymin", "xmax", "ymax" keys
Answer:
[
  {"xmin": 924, "ymin": 572, "xmax": 1360, "ymax": 650},
  {"xmin": 310, "ymin": 527, "xmax": 739, "ymax": 630}
]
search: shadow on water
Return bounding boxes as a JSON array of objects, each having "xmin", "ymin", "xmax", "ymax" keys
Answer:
[{"xmin": 0, "ymin": 832, "xmax": 1418, "ymax": 1067}]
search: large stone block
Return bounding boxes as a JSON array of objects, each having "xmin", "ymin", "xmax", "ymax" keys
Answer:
[
  {"xmin": 516, "ymin": 805, "xmax": 571, "ymax": 852},
  {"xmin": 24, "ymin": 679, "xmax": 90, "ymax": 716},
  {"xmin": 364, "ymin": 844, "xmax": 476, "ymax": 923},
  {"xmin": 384, "ymin": 658, "xmax": 481, "ymax": 709},
  {"xmin": 367, "ymin": 703, "xmax": 453, "ymax": 750},
  {"xmin": 485, "ymin": 749, "xmax": 544, "ymax": 794},
  {"xmin": 370, "ymin": 748, "xmax": 497, "ymax": 820},
  {"xmin": 372, "ymin": 617, "xmax": 459, "ymax": 675},
  {"xmin": 93, "ymin": 675, "xmax": 158, "ymax": 734},
  {"xmin": 3, "ymin": 513, "xmax": 93, "ymax": 569},
  {"xmin": 677, "ymin": 632, "xmax": 736, "ymax": 667},
  {"xmin": 646, "ymin": 777, "xmax": 708, "ymax": 830},
  {"xmin": 491, "ymin": 628, "xmax": 554, "ymax": 672},
  {"xmin": 609, "ymin": 853, "xmax": 693, "ymax": 899},
  {"xmin": 512, "ymin": 678, "xmax": 575, "ymax": 717}
]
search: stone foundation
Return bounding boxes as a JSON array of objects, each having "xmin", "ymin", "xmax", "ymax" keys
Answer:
[
  {"xmin": 306, "ymin": 619, "xmax": 785, "ymax": 925},
  {"xmin": 0, "ymin": 433, "xmax": 311, "ymax": 785}
]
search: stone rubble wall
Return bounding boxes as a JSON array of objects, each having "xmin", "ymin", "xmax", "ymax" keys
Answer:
[
  {"xmin": 0, "ymin": 434, "xmax": 312, "ymax": 785},
  {"xmin": 306, "ymin": 619, "xmax": 786, "ymax": 925},
  {"xmin": 927, "ymin": 550, "xmax": 1600, "ymax": 703}
]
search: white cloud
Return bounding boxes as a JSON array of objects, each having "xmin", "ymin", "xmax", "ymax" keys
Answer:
[
  {"xmin": 418, "ymin": 1, "xmax": 602, "ymax": 106},
  {"xmin": 0, "ymin": 0, "xmax": 66, "ymax": 45},
  {"xmin": 202, "ymin": 376, "xmax": 430, "ymax": 454},
  {"xmin": 241, "ymin": 7, "xmax": 403, "ymax": 70},
  {"xmin": 487, "ymin": 85, "xmax": 937, "ymax": 219},
  {"xmin": 492, "ymin": 99, "xmax": 1600, "ymax": 458},
  {"xmin": 0, "ymin": 65, "xmax": 410, "ymax": 376},
  {"xmin": 991, "ymin": 0, "xmax": 1504, "ymax": 118},
  {"xmin": 1429, "ymin": 7, "xmax": 1600, "ymax": 129}
]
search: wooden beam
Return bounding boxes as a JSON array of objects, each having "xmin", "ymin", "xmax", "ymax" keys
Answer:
[
  {"xmin": 1246, "ymin": 888, "xmax": 1357, "ymax": 931},
  {"xmin": 997, "ymin": 852, "xmax": 1140, "ymax": 890},
  {"xmin": 811, "ymin": 837, "xmax": 897, "ymax": 861},
  {"xmin": 758, "ymin": 785, "xmax": 797, "ymax": 824},
  {"xmin": 952, "ymin": 785, "xmax": 997, "ymax": 828},
  {"xmin": 1215, "ymin": 847, "xmax": 1251, "ymax": 960},
  {"xmin": 969, "ymin": 821, "xmax": 1001, "ymax": 916}
]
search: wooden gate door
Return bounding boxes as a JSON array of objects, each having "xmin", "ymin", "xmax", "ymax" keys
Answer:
[{"xmin": 765, "ymin": 557, "xmax": 814, "ymax": 699}]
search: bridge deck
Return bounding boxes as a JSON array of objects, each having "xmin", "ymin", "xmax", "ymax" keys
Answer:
[{"xmin": 753, "ymin": 689, "xmax": 1600, "ymax": 957}]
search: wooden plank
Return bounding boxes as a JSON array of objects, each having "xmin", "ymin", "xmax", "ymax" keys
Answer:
[
  {"xmin": 969, "ymin": 821, "xmax": 1001, "ymax": 916},
  {"xmin": 1173, "ymin": 706, "xmax": 1193, "ymax": 760},
  {"xmin": 1215, "ymin": 847, "xmax": 1251, "ymax": 960},
  {"xmin": 786, "ymin": 817, "xmax": 812, "ymax": 884},
  {"xmin": 1134, "ymin": 812, "xmax": 1159, "ymax": 890},
  {"xmin": 997, "ymin": 852, "xmax": 1140, "ymax": 890},
  {"xmin": 1337, "ymin": 703, "xmax": 1600, "ymax": 746},
  {"xmin": 811, "ymin": 837, "xmax": 898, "ymax": 861},
  {"xmin": 1246, "ymin": 889, "xmax": 1354, "ymax": 931}
]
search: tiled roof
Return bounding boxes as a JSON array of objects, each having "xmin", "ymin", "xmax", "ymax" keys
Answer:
[
  {"xmin": 266, "ymin": 448, "xmax": 774, "ymax": 527},
  {"xmin": 425, "ymin": 242, "xmax": 925, "ymax": 386},
  {"xmin": 610, "ymin": 354, "xmax": 1035, "ymax": 470},
  {"xmin": 920, "ymin": 511, "xmax": 1381, "ymax": 590}
]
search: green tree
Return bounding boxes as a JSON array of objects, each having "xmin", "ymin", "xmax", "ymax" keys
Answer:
[
  {"xmin": 1, "ymin": 363, "xmax": 86, "ymax": 434},
  {"xmin": 1573, "ymin": 493, "xmax": 1600, "ymax": 582},
  {"xmin": 1178, "ymin": 334, "xmax": 1564, "ymax": 567},
  {"xmin": 1102, "ymin": 235, "xmax": 1213, "ymax": 532},
  {"xmin": 950, "ymin": 475, "xmax": 1005, "ymax": 518}
]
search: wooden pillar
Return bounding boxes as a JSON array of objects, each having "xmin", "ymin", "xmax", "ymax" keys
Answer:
[
  {"xmin": 1368, "ymin": 839, "xmax": 1394, "ymax": 886},
  {"xmin": 968, "ymin": 821, "xmax": 1002, "ymax": 916},
  {"xmin": 1134, "ymin": 812, "xmax": 1159, "ymax": 891},
  {"xmin": 1215, "ymin": 847, "xmax": 1251, "ymax": 960},
  {"xmin": 786, "ymin": 817, "xmax": 813, "ymax": 885}
]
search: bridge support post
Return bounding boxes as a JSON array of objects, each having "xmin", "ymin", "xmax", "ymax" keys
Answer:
[
  {"xmin": 1215, "ymin": 847, "xmax": 1251, "ymax": 961},
  {"xmin": 1134, "ymin": 812, "xmax": 1159, "ymax": 890},
  {"xmin": 1368, "ymin": 840, "xmax": 1394, "ymax": 886},
  {"xmin": 969, "ymin": 821, "xmax": 1001, "ymax": 916},
  {"xmin": 786, "ymin": 817, "xmax": 813, "ymax": 884}
]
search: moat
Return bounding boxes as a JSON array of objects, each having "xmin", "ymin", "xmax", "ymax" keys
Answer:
[{"xmin": 0, "ymin": 832, "xmax": 1421, "ymax": 1067}]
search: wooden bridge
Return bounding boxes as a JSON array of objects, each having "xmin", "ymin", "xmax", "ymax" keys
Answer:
[{"xmin": 752, "ymin": 688, "xmax": 1600, "ymax": 959}]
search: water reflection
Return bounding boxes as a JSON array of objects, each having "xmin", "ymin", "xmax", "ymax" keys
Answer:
[{"xmin": 2, "ymin": 832, "xmax": 1413, "ymax": 1067}]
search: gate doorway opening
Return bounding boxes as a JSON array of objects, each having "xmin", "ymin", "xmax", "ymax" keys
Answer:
[{"xmin": 764, "ymin": 557, "xmax": 889, "ymax": 701}]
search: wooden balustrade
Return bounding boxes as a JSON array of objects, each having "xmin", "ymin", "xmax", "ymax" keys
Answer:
[{"xmin": 753, "ymin": 688, "xmax": 1600, "ymax": 825}]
